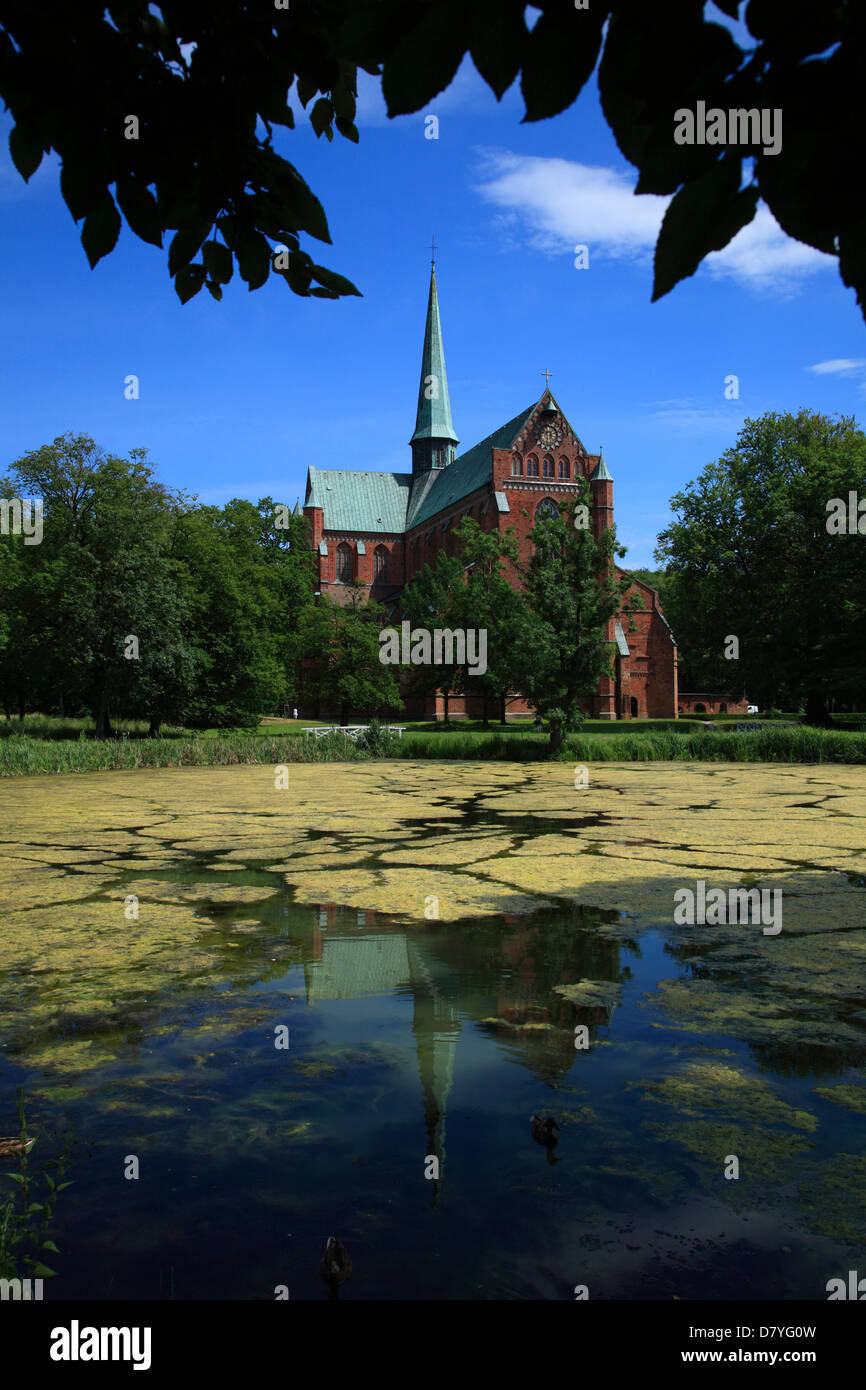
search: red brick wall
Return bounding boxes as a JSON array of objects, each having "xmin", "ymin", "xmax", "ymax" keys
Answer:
[
  {"xmin": 679, "ymin": 693, "xmax": 750, "ymax": 715},
  {"xmin": 302, "ymin": 423, "xmax": 680, "ymax": 718}
]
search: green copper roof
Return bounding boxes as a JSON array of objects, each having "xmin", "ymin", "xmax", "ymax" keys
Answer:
[
  {"xmin": 305, "ymin": 401, "xmax": 541, "ymax": 536},
  {"xmin": 305, "ymin": 465, "xmax": 411, "ymax": 533},
  {"xmin": 590, "ymin": 449, "xmax": 613, "ymax": 482},
  {"xmin": 409, "ymin": 403, "xmax": 536, "ymax": 528},
  {"xmin": 411, "ymin": 266, "xmax": 458, "ymax": 444}
]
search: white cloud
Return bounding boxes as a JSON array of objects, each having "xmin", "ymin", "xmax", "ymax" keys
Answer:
[
  {"xmin": 807, "ymin": 358, "xmax": 866, "ymax": 396},
  {"xmin": 473, "ymin": 150, "xmax": 835, "ymax": 292},
  {"xmin": 807, "ymin": 358, "xmax": 866, "ymax": 376},
  {"xmin": 650, "ymin": 400, "xmax": 745, "ymax": 433}
]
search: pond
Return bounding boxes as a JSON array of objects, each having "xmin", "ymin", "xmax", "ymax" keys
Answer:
[{"xmin": 1, "ymin": 762, "xmax": 865, "ymax": 1299}]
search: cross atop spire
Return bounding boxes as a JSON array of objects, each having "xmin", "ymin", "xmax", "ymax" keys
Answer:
[
  {"xmin": 430, "ymin": 233, "xmax": 437, "ymax": 264},
  {"xmin": 541, "ymin": 367, "xmax": 553, "ymax": 388}
]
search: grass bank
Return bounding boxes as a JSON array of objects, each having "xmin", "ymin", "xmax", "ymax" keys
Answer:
[
  {"xmin": 400, "ymin": 727, "xmax": 866, "ymax": 763},
  {"xmin": 2, "ymin": 724, "xmax": 866, "ymax": 776}
]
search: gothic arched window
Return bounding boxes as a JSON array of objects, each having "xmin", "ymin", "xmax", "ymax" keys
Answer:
[
  {"xmin": 542, "ymin": 456, "xmax": 554, "ymax": 478},
  {"xmin": 374, "ymin": 545, "xmax": 388, "ymax": 583},
  {"xmin": 558, "ymin": 457, "xmax": 570, "ymax": 479},
  {"xmin": 527, "ymin": 455, "xmax": 539, "ymax": 477},
  {"xmin": 511, "ymin": 454, "xmax": 523, "ymax": 476},
  {"xmin": 535, "ymin": 498, "xmax": 560, "ymax": 522},
  {"xmin": 337, "ymin": 542, "xmax": 353, "ymax": 582}
]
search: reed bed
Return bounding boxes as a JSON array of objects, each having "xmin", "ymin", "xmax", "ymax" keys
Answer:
[{"xmin": 2, "ymin": 724, "xmax": 866, "ymax": 776}]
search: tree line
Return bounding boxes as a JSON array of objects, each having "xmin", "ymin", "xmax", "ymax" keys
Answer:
[
  {"xmin": 0, "ymin": 436, "xmax": 631, "ymax": 746},
  {"xmin": 2, "ymin": 409, "xmax": 864, "ymax": 740}
]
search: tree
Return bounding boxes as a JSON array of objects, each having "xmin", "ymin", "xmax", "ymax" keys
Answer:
[
  {"xmin": 512, "ymin": 483, "xmax": 638, "ymax": 753},
  {"xmin": 448, "ymin": 518, "xmax": 527, "ymax": 726},
  {"xmin": 5, "ymin": 434, "xmax": 195, "ymax": 736},
  {"xmin": 401, "ymin": 549, "xmax": 468, "ymax": 723},
  {"xmin": 173, "ymin": 497, "xmax": 314, "ymax": 729},
  {"xmin": 1, "ymin": 439, "xmax": 315, "ymax": 734},
  {"xmin": 3, "ymin": 2, "xmax": 864, "ymax": 318},
  {"xmin": 655, "ymin": 409, "xmax": 866, "ymax": 722},
  {"xmin": 297, "ymin": 583, "xmax": 401, "ymax": 722},
  {"xmin": 0, "ymin": 0, "xmax": 363, "ymax": 304}
]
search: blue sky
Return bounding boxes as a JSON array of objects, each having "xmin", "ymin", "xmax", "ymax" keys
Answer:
[{"xmin": 1, "ymin": 9, "xmax": 864, "ymax": 567}]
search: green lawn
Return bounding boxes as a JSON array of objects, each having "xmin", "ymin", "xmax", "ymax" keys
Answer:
[{"xmin": 0, "ymin": 712, "xmax": 807, "ymax": 744}]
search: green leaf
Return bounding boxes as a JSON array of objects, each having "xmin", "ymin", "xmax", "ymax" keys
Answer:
[
  {"xmin": 31, "ymin": 1262, "xmax": 57, "ymax": 1279},
  {"xmin": 5, "ymin": 1172, "xmax": 26, "ymax": 1185},
  {"xmin": 598, "ymin": 9, "xmax": 742, "ymax": 195},
  {"xmin": 205, "ymin": 280, "xmax": 223, "ymax": 301},
  {"xmin": 169, "ymin": 227, "xmax": 209, "ymax": 276},
  {"xmin": 310, "ymin": 97, "xmax": 334, "ymax": 137},
  {"xmin": 115, "ymin": 176, "xmax": 163, "ymax": 248},
  {"xmin": 81, "ymin": 192, "xmax": 122, "ymax": 267},
  {"xmin": 41, "ymin": 1240, "xmax": 60, "ymax": 1253},
  {"xmin": 276, "ymin": 164, "xmax": 331, "ymax": 244},
  {"xmin": 202, "ymin": 239, "xmax": 233, "ymax": 283},
  {"xmin": 60, "ymin": 153, "xmax": 105, "ymax": 221},
  {"xmin": 382, "ymin": 3, "xmax": 468, "ymax": 116},
  {"xmin": 311, "ymin": 263, "xmax": 362, "ymax": 297},
  {"xmin": 274, "ymin": 231, "xmax": 300, "ymax": 253},
  {"xmin": 653, "ymin": 156, "xmax": 758, "ymax": 301},
  {"xmin": 469, "ymin": 0, "xmax": 527, "ymax": 101},
  {"xmin": 838, "ymin": 218, "xmax": 866, "ymax": 321},
  {"xmin": 9, "ymin": 123, "xmax": 43, "ymax": 181},
  {"xmin": 521, "ymin": 4, "xmax": 607, "ymax": 122},
  {"xmin": 236, "ymin": 228, "xmax": 272, "ymax": 289},
  {"xmin": 332, "ymin": 73, "xmax": 357, "ymax": 124},
  {"xmin": 277, "ymin": 248, "xmax": 313, "ymax": 295},
  {"xmin": 296, "ymin": 75, "xmax": 318, "ymax": 108},
  {"xmin": 54, "ymin": 1182, "xmax": 74, "ymax": 1192},
  {"xmin": 216, "ymin": 214, "xmax": 239, "ymax": 251},
  {"xmin": 334, "ymin": 116, "xmax": 359, "ymax": 144},
  {"xmin": 174, "ymin": 263, "xmax": 206, "ymax": 304}
]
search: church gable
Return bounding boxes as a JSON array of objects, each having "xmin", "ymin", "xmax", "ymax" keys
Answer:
[{"xmin": 509, "ymin": 392, "xmax": 589, "ymax": 463}]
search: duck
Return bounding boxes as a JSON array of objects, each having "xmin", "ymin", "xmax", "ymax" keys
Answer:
[
  {"xmin": 320, "ymin": 1237, "xmax": 351, "ymax": 1294},
  {"xmin": 530, "ymin": 1114, "xmax": 559, "ymax": 1149},
  {"xmin": 0, "ymin": 1135, "xmax": 36, "ymax": 1159}
]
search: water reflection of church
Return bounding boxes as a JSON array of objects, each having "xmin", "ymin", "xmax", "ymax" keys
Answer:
[{"xmin": 302, "ymin": 903, "xmax": 622, "ymax": 1196}]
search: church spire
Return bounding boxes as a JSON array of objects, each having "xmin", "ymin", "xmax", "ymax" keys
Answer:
[{"xmin": 410, "ymin": 262, "xmax": 458, "ymax": 474}]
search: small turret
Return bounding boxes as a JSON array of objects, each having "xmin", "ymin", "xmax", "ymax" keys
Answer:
[{"xmin": 590, "ymin": 447, "xmax": 613, "ymax": 540}]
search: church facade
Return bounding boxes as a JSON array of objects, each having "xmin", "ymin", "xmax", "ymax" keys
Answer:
[{"xmin": 302, "ymin": 266, "xmax": 678, "ymax": 720}]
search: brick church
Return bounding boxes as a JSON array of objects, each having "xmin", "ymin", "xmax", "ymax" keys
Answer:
[{"xmin": 301, "ymin": 264, "xmax": 678, "ymax": 720}]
